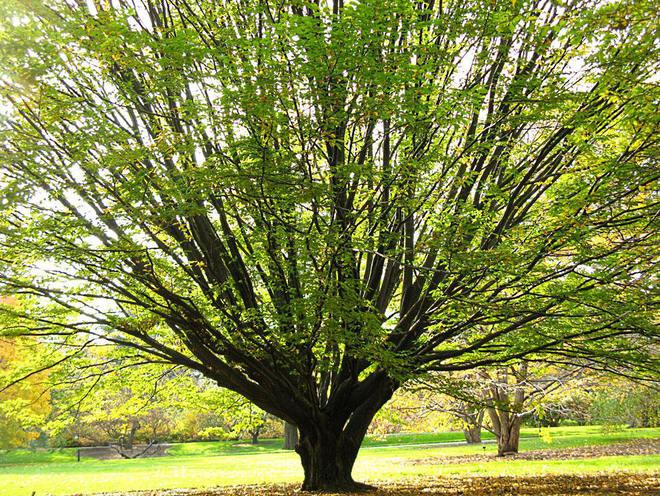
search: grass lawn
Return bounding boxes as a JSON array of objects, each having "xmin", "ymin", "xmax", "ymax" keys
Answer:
[{"xmin": 0, "ymin": 426, "xmax": 657, "ymax": 496}]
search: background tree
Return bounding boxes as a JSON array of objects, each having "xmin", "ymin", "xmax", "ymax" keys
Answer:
[
  {"xmin": 416, "ymin": 372, "xmax": 488, "ymax": 444},
  {"xmin": 0, "ymin": 337, "xmax": 51, "ymax": 449},
  {"xmin": 48, "ymin": 351, "xmax": 279, "ymax": 450},
  {"xmin": 369, "ymin": 388, "xmax": 447, "ymax": 437},
  {"xmin": 435, "ymin": 397, "xmax": 486, "ymax": 445},
  {"xmin": 587, "ymin": 377, "xmax": 659, "ymax": 429},
  {"xmin": 0, "ymin": 0, "xmax": 657, "ymax": 490},
  {"xmin": 480, "ymin": 362, "xmax": 582, "ymax": 455},
  {"xmin": 283, "ymin": 421, "xmax": 299, "ymax": 450},
  {"xmin": 449, "ymin": 401, "xmax": 485, "ymax": 445},
  {"xmin": 48, "ymin": 355, "xmax": 184, "ymax": 457},
  {"xmin": 0, "ymin": 297, "xmax": 51, "ymax": 449},
  {"xmin": 200, "ymin": 390, "xmax": 273, "ymax": 445}
]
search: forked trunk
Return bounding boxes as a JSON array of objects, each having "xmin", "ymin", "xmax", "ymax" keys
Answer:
[
  {"xmin": 295, "ymin": 372, "xmax": 397, "ymax": 491},
  {"xmin": 484, "ymin": 366, "xmax": 527, "ymax": 457},
  {"xmin": 496, "ymin": 417, "xmax": 522, "ymax": 456}
]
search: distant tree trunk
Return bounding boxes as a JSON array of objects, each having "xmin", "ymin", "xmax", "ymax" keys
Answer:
[
  {"xmin": 123, "ymin": 419, "xmax": 139, "ymax": 450},
  {"xmin": 461, "ymin": 409, "xmax": 484, "ymax": 444},
  {"xmin": 489, "ymin": 410, "xmax": 522, "ymax": 455},
  {"xmin": 485, "ymin": 366, "xmax": 527, "ymax": 456},
  {"xmin": 249, "ymin": 422, "xmax": 262, "ymax": 444},
  {"xmin": 463, "ymin": 424, "xmax": 482, "ymax": 444},
  {"xmin": 284, "ymin": 421, "xmax": 298, "ymax": 450}
]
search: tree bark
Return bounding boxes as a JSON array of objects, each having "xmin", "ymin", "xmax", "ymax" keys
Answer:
[
  {"xmin": 294, "ymin": 371, "xmax": 397, "ymax": 491},
  {"xmin": 296, "ymin": 423, "xmax": 375, "ymax": 492},
  {"xmin": 484, "ymin": 365, "xmax": 527, "ymax": 456},
  {"xmin": 488, "ymin": 406, "xmax": 522, "ymax": 456},
  {"xmin": 284, "ymin": 421, "xmax": 298, "ymax": 450},
  {"xmin": 460, "ymin": 408, "xmax": 484, "ymax": 444},
  {"xmin": 463, "ymin": 425, "xmax": 482, "ymax": 444},
  {"xmin": 123, "ymin": 419, "xmax": 139, "ymax": 450},
  {"xmin": 496, "ymin": 416, "xmax": 522, "ymax": 455}
]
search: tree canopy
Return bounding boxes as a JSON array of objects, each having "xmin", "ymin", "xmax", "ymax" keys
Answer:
[{"xmin": 0, "ymin": 0, "xmax": 657, "ymax": 490}]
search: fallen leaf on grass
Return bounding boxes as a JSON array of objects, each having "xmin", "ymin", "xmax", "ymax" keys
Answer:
[
  {"xmin": 410, "ymin": 438, "xmax": 660, "ymax": 465},
  {"xmin": 83, "ymin": 472, "xmax": 660, "ymax": 496}
]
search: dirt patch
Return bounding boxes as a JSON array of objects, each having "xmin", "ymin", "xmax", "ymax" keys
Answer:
[
  {"xmin": 83, "ymin": 473, "xmax": 660, "ymax": 495},
  {"xmin": 78, "ymin": 444, "xmax": 172, "ymax": 460},
  {"xmin": 409, "ymin": 438, "xmax": 660, "ymax": 465}
]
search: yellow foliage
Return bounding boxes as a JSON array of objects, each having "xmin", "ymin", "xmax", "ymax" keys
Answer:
[{"xmin": 0, "ymin": 296, "xmax": 51, "ymax": 448}]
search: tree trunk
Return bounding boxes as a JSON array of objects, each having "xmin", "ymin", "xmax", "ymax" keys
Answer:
[
  {"xmin": 251, "ymin": 429, "xmax": 259, "ymax": 444},
  {"xmin": 296, "ymin": 425, "xmax": 370, "ymax": 492},
  {"xmin": 496, "ymin": 416, "xmax": 522, "ymax": 456},
  {"xmin": 284, "ymin": 421, "xmax": 298, "ymax": 450},
  {"xmin": 294, "ymin": 371, "xmax": 397, "ymax": 491},
  {"xmin": 123, "ymin": 419, "xmax": 139, "ymax": 450},
  {"xmin": 461, "ymin": 409, "xmax": 484, "ymax": 444},
  {"xmin": 484, "ymin": 365, "xmax": 527, "ymax": 457},
  {"xmin": 463, "ymin": 425, "xmax": 482, "ymax": 444}
]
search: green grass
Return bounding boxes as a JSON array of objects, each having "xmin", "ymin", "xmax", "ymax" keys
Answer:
[
  {"xmin": 0, "ymin": 426, "xmax": 657, "ymax": 496},
  {"xmin": 3, "ymin": 424, "xmax": 652, "ymax": 465},
  {"xmin": 166, "ymin": 438, "xmax": 284, "ymax": 457},
  {"xmin": 0, "ymin": 447, "xmax": 77, "ymax": 466}
]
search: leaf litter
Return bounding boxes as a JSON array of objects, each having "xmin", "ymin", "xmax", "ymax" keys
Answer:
[{"xmin": 82, "ymin": 473, "xmax": 659, "ymax": 496}]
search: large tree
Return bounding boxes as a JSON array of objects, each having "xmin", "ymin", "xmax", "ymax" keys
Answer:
[{"xmin": 0, "ymin": 0, "xmax": 657, "ymax": 490}]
